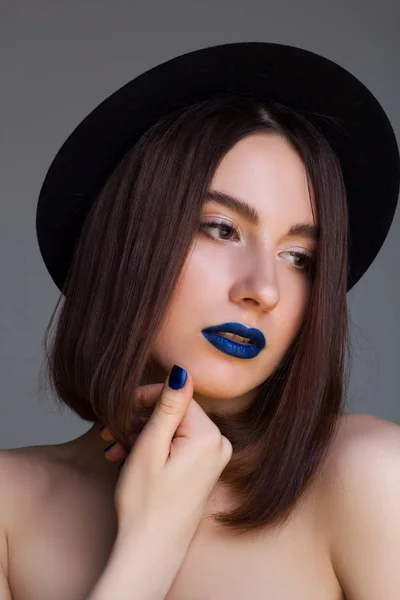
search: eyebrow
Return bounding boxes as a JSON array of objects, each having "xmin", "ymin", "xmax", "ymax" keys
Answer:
[{"xmin": 205, "ymin": 190, "xmax": 320, "ymax": 241}]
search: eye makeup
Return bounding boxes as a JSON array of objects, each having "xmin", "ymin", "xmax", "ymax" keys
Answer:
[{"xmin": 199, "ymin": 218, "xmax": 316, "ymax": 275}]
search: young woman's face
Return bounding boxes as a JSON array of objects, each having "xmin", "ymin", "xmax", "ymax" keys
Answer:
[{"xmin": 149, "ymin": 132, "xmax": 318, "ymax": 413}]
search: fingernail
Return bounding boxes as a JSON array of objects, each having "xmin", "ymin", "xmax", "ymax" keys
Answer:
[
  {"xmin": 104, "ymin": 442, "xmax": 116, "ymax": 453},
  {"xmin": 119, "ymin": 459, "xmax": 126, "ymax": 469},
  {"xmin": 168, "ymin": 365, "xmax": 187, "ymax": 390}
]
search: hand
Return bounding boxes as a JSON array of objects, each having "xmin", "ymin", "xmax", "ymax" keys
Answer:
[
  {"xmin": 101, "ymin": 383, "xmax": 165, "ymax": 466},
  {"xmin": 108, "ymin": 365, "xmax": 233, "ymax": 543}
]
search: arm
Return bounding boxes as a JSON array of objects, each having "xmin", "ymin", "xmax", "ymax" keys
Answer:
[
  {"xmin": 326, "ymin": 415, "xmax": 400, "ymax": 600},
  {"xmin": 87, "ymin": 523, "xmax": 191, "ymax": 600}
]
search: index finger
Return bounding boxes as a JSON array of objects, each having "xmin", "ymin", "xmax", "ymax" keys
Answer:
[{"xmin": 99, "ymin": 382, "xmax": 165, "ymax": 441}]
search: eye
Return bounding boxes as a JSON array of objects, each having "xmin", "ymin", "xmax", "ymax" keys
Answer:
[
  {"xmin": 200, "ymin": 220, "xmax": 316, "ymax": 276},
  {"xmin": 199, "ymin": 219, "xmax": 240, "ymax": 242},
  {"xmin": 281, "ymin": 250, "xmax": 315, "ymax": 273}
]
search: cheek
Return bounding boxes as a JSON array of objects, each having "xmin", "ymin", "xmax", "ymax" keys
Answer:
[
  {"xmin": 277, "ymin": 283, "xmax": 311, "ymax": 339},
  {"xmin": 176, "ymin": 247, "xmax": 226, "ymax": 301},
  {"xmin": 159, "ymin": 254, "xmax": 218, "ymax": 331}
]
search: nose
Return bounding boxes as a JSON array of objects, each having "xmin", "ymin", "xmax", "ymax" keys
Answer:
[{"xmin": 229, "ymin": 251, "xmax": 280, "ymax": 312}]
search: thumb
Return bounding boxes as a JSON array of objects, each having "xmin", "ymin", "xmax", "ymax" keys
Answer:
[{"xmin": 135, "ymin": 365, "xmax": 192, "ymax": 463}]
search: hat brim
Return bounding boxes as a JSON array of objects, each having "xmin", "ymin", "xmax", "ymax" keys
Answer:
[{"xmin": 36, "ymin": 41, "xmax": 400, "ymax": 293}]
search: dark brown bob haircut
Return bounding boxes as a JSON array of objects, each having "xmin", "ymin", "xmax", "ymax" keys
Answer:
[{"xmin": 41, "ymin": 94, "xmax": 351, "ymax": 536}]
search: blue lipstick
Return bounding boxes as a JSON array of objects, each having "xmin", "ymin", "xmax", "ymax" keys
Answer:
[{"xmin": 201, "ymin": 322, "xmax": 266, "ymax": 360}]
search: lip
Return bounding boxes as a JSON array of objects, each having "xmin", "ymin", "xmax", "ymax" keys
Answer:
[{"xmin": 201, "ymin": 322, "xmax": 266, "ymax": 350}]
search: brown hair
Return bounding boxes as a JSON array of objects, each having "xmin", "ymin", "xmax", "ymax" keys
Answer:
[{"xmin": 40, "ymin": 94, "xmax": 351, "ymax": 535}]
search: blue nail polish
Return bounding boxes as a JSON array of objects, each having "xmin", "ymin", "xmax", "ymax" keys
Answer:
[
  {"xmin": 168, "ymin": 365, "xmax": 187, "ymax": 390},
  {"xmin": 104, "ymin": 442, "xmax": 116, "ymax": 453}
]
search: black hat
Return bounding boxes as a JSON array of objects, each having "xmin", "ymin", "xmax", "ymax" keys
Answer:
[{"xmin": 36, "ymin": 41, "xmax": 400, "ymax": 293}]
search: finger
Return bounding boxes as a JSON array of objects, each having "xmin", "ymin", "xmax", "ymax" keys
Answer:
[
  {"xmin": 100, "ymin": 383, "xmax": 166, "ymax": 450},
  {"xmin": 100, "ymin": 427, "xmax": 115, "ymax": 441},
  {"xmin": 135, "ymin": 366, "xmax": 193, "ymax": 464},
  {"xmin": 104, "ymin": 441, "xmax": 127, "ymax": 463}
]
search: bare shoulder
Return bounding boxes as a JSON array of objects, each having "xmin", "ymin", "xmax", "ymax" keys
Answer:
[
  {"xmin": 325, "ymin": 411, "xmax": 400, "ymax": 481},
  {"xmin": 313, "ymin": 412, "xmax": 398, "ymax": 523},
  {"xmin": 0, "ymin": 446, "xmax": 62, "ymax": 529},
  {"xmin": 0, "ymin": 444, "xmax": 65, "ymax": 487},
  {"xmin": 0, "ymin": 444, "xmax": 95, "ymax": 575},
  {"xmin": 321, "ymin": 412, "xmax": 400, "ymax": 598},
  {"xmin": 321, "ymin": 411, "xmax": 400, "ymax": 504},
  {"xmin": 0, "ymin": 445, "xmax": 119, "ymax": 600},
  {"xmin": 0, "ymin": 446, "xmax": 54, "ymax": 588}
]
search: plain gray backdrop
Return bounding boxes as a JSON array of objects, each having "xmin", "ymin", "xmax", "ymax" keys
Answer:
[{"xmin": 1, "ymin": 1, "xmax": 399, "ymax": 449}]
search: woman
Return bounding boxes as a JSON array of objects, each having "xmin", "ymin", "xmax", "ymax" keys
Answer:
[{"xmin": 1, "ymin": 42, "xmax": 399, "ymax": 599}]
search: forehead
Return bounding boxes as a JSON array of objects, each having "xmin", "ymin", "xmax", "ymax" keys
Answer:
[{"xmin": 210, "ymin": 132, "xmax": 317, "ymax": 224}]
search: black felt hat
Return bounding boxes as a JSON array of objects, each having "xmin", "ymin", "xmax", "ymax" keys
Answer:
[{"xmin": 36, "ymin": 41, "xmax": 400, "ymax": 293}]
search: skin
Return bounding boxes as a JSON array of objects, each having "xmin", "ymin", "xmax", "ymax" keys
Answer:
[
  {"xmin": 63, "ymin": 130, "xmax": 319, "ymax": 512},
  {"xmin": 71, "ymin": 132, "xmax": 317, "ymax": 461},
  {"xmin": 145, "ymin": 131, "xmax": 317, "ymax": 413},
  {"xmin": 101, "ymin": 131, "xmax": 318, "ymax": 506},
  {"xmin": 2, "ymin": 131, "xmax": 400, "ymax": 600}
]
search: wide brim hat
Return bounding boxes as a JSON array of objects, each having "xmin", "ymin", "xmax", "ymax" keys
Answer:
[{"xmin": 36, "ymin": 41, "xmax": 400, "ymax": 293}]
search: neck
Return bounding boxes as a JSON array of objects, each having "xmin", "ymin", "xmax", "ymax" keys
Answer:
[
  {"xmin": 52, "ymin": 422, "xmax": 121, "ymax": 483},
  {"xmin": 54, "ymin": 422, "xmax": 238, "ymax": 535}
]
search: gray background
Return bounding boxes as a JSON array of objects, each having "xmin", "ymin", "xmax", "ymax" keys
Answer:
[{"xmin": 1, "ymin": 1, "xmax": 399, "ymax": 449}]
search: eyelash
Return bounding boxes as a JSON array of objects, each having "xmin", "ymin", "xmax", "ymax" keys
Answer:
[{"xmin": 200, "ymin": 219, "xmax": 316, "ymax": 273}]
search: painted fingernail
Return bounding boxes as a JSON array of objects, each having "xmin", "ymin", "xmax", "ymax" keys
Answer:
[
  {"xmin": 168, "ymin": 365, "xmax": 187, "ymax": 390},
  {"xmin": 104, "ymin": 442, "xmax": 116, "ymax": 453},
  {"xmin": 119, "ymin": 459, "xmax": 126, "ymax": 469}
]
